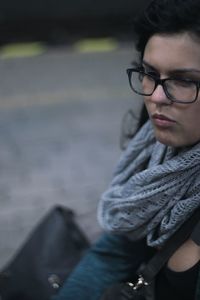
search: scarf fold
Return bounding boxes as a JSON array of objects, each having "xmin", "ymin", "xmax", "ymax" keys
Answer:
[{"xmin": 97, "ymin": 120, "xmax": 200, "ymax": 247}]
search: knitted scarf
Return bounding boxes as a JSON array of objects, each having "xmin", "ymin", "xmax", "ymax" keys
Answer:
[{"xmin": 97, "ymin": 120, "xmax": 200, "ymax": 247}]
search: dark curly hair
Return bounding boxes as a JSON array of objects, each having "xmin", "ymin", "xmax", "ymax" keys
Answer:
[
  {"xmin": 134, "ymin": 0, "xmax": 200, "ymax": 58},
  {"xmin": 121, "ymin": 0, "xmax": 200, "ymax": 149}
]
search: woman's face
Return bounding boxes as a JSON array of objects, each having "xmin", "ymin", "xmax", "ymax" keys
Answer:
[{"xmin": 143, "ymin": 32, "xmax": 200, "ymax": 147}]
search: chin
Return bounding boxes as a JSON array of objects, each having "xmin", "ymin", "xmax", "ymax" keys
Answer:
[
  {"xmin": 155, "ymin": 134, "xmax": 190, "ymax": 148},
  {"xmin": 154, "ymin": 131, "xmax": 179, "ymax": 147},
  {"xmin": 156, "ymin": 138, "xmax": 175, "ymax": 146},
  {"xmin": 154, "ymin": 127, "xmax": 199, "ymax": 148}
]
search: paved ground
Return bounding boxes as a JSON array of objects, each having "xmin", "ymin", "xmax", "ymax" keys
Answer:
[{"xmin": 0, "ymin": 42, "xmax": 142, "ymax": 268}]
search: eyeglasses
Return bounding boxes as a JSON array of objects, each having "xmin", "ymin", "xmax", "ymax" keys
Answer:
[{"xmin": 126, "ymin": 68, "xmax": 200, "ymax": 104}]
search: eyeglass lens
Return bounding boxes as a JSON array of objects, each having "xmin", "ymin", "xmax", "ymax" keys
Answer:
[{"xmin": 129, "ymin": 71, "xmax": 198, "ymax": 103}]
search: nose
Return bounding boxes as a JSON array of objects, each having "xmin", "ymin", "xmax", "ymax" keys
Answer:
[{"xmin": 150, "ymin": 84, "xmax": 170, "ymax": 104}]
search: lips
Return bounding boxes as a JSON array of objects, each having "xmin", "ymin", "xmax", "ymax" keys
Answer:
[
  {"xmin": 153, "ymin": 114, "xmax": 175, "ymax": 121},
  {"xmin": 152, "ymin": 113, "xmax": 176, "ymax": 127}
]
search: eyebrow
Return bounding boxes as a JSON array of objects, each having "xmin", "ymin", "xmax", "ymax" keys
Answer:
[{"xmin": 142, "ymin": 60, "xmax": 200, "ymax": 75}]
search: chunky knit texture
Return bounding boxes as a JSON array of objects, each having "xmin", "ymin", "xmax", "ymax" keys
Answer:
[{"xmin": 98, "ymin": 120, "xmax": 200, "ymax": 247}]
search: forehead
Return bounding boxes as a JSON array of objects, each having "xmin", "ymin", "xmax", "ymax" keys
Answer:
[{"xmin": 143, "ymin": 33, "xmax": 200, "ymax": 73}]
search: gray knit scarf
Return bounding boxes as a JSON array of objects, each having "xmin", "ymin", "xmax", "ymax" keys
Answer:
[{"xmin": 98, "ymin": 120, "xmax": 200, "ymax": 247}]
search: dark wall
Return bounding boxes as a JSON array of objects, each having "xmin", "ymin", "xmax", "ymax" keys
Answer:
[
  {"xmin": 0, "ymin": 0, "xmax": 150, "ymax": 44},
  {"xmin": 0, "ymin": 0, "xmax": 149, "ymax": 21}
]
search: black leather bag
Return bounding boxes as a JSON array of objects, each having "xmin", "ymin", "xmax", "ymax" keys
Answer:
[{"xmin": 0, "ymin": 205, "xmax": 90, "ymax": 300}]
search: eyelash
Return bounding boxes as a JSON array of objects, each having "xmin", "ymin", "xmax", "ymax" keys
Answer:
[
  {"xmin": 146, "ymin": 71, "xmax": 159, "ymax": 77},
  {"xmin": 142, "ymin": 68, "xmax": 159, "ymax": 77},
  {"xmin": 139, "ymin": 64, "xmax": 200, "ymax": 81},
  {"xmin": 136, "ymin": 63, "xmax": 158, "ymax": 77},
  {"xmin": 133, "ymin": 62, "xmax": 160, "ymax": 77}
]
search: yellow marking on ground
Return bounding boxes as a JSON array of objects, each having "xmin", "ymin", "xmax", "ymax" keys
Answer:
[
  {"xmin": 0, "ymin": 42, "xmax": 46, "ymax": 59},
  {"xmin": 74, "ymin": 38, "xmax": 118, "ymax": 53}
]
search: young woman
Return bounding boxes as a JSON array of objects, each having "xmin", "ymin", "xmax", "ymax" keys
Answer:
[{"xmin": 54, "ymin": 1, "xmax": 200, "ymax": 299}]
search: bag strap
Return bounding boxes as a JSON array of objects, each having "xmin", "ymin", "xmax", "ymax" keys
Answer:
[{"xmin": 130, "ymin": 209, "xmax": 200, "ymax": 287}]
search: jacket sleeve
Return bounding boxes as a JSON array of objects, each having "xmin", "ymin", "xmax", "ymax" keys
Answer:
[{"xmin": 52, "ymin": 233, "xmax": 152, "ymax": 300}]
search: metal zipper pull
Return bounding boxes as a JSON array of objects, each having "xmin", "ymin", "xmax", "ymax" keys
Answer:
[{"xmin": 127, "ymin": 275, "xmax": 149, "ymax": 291}]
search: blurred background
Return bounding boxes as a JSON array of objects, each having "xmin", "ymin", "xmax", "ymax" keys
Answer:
[
  {"xmin": 0, "ymin": 0, "xmax": 148, "ymax": 268},
  {"xmin": 0, "ymin": 0, "xmax": 148, "ymax": 44}
]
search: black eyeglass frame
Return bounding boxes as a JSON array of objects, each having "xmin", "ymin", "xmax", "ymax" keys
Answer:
[{"xmin": 126, "ymin": 68, "xmax": 200, "ymax": 104}]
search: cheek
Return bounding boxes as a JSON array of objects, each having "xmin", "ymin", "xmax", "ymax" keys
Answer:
[
  {"xmin": 185, "ymin": 113, "xmax": 200, "ymax": 137},
  {"xmin": 143, "ymin": 97, "xmax": 151, "ymax": 113},
  {"xmin": 183, "ymin": 104, "xmax": 200, "ymax": 129},
  {"xmin": 176, "ymin": 105, "xmax": 200, "ymax": 145}
]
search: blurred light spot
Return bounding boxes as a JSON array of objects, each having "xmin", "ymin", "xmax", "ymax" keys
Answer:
[
  {"xmin": 74, "ymin": 38, "xmax": 118, "ymax": 53},
  {"xmin": 0, "ymin": 42, "xmax": 46, "ymax": 59}
]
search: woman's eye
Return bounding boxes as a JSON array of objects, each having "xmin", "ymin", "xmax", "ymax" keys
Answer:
[
  {"xmin": 142, "ymin": 68, "xmax": 159, "ymax": 77},
  {"xmin": 172, "ymin": 79, "xmax": 194, "ymax": 87},
  {"xmin": 146, "ymin": 71, "xmax": 159, "ymax": 77}
]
